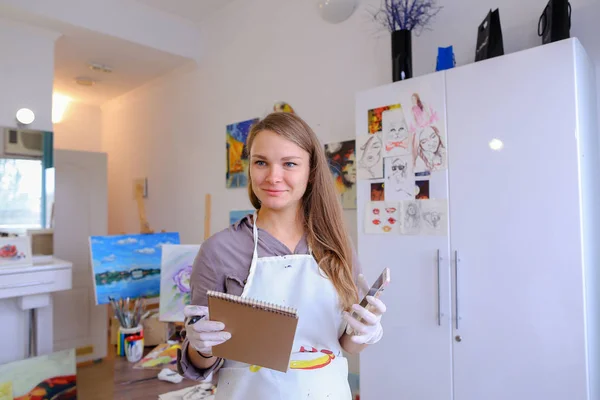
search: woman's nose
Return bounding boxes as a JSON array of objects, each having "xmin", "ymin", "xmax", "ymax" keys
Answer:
[{"xmin": 266, "ymin": 166, "xmax": 283, "ymax": 183}]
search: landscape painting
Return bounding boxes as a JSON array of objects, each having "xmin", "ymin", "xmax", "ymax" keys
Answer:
[
  {"xmin": 0, "ymin": 349, "xmax": 76, "ymax": 400},
  {"xmin": 226, "ymin": 118, "xmax": 259, "ymax": 188},
  {"xmin": 89, "ymin": 232, "xmax": 181, "ymax": 305},
  {"xmin": 159, "ymin": 244, "xmax": 201, "ymax": 322}
]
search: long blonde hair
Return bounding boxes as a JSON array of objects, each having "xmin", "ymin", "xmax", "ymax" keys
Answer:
[{"xmin": 246, "ymin": 112, "xmax": 358, "ymax": 310}]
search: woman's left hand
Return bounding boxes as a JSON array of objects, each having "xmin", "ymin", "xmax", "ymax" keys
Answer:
[{"xmin": 343, "ymin": 274, "xmax": 387, "ymax": 345}]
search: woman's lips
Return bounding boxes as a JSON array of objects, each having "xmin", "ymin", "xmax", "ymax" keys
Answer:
[{"xmin": 264, "ymin": 189, "xmax": 286, "ymax": 196}]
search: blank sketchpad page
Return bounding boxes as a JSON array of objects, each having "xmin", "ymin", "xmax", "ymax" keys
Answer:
[{"xmin": 208, "ymin": 296, "xmax": 299, "ymax": 372}]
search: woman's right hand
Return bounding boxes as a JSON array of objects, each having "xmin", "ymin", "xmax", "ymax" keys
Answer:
[{"xmin": 183, "ymin": 305, "xmax": 231, "ymax": 356}]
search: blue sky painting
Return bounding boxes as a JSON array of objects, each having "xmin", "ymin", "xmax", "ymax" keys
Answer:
[{"xmin": 89, "ymin": 232, "xmax": 180, "ymax": 305}]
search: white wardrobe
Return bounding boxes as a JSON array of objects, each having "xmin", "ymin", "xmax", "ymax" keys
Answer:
[{"xmin": 355, "ymin": 38, "xmax": 600, "ymax": 400}]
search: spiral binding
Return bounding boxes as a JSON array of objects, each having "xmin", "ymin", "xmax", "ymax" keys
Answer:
[{"xmin": 207, "ymin": 290, "xmax": 299, "ymax": 319}]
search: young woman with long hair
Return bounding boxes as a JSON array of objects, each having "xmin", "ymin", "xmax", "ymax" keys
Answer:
[{"xmin": 177, "ymin": 112, "xmax": 387, "ymax": 399}]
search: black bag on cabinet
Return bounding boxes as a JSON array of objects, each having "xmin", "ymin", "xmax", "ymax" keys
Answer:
[
  {"xmin": 538, "ymin": 0, "xmax": 572, "ymax": 44},
  {"xmin": 475, "ymin": 8, "xmax": 505, "ymax": 62}
]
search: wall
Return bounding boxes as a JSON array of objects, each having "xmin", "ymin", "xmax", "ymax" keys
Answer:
[
  {"xmin": 101, "ymin": 0, "xmax": 393, "ymax": 243},
  {"xmin": 0, "ymin": 17, "xmax": 59, "ymax": 132},
  {"xmin": 53, "ymin": 102, "xmax": 103, "ymax": 152}
]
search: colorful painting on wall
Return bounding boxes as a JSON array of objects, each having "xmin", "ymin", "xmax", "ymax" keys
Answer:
[
  {"xmin": 89, "ymin": 232, "xmax": 181, "ymax": 305},
  {"xmin": 159, "ymin": 244, "xmax": 201, "ymax": 322},
  {"xmin": 229, "ymin": 209, "xmax": 254, "ymax": 225},
  {"xmin": 0, "ymin": 348, "xmax": 76, "ymax": 400},
  {"xmin": 226, "ymin": 118, "xmax": 259, "ymax": 188},
  {"xmin": 0, "ymin": 236, "xmax": 32, "ymax": 268},
  {"xmin": 325, "ymin": 140, "xmax": 357, "ymax": 209}
]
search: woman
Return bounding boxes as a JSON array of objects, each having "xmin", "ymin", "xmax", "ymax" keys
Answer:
[{"xmin": 177, "ymin": 112, "xmax": 387, "ymax": 399}]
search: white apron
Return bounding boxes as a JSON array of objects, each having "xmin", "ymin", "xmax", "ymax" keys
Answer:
[{"xmin": 214, "ymin": 213, "xmax": 352, "ymax": 400}]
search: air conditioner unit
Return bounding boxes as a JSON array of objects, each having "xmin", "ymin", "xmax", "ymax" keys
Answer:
[{"xmin": 3, "ymin": 128, "xmax": 44, "ymax": 157}]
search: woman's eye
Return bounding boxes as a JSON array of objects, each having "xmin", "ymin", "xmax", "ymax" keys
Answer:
[
  {"xmin": 255, "ymin": 160, "xmax": 266, "ymax": 166},
  {"xmin": 284, "ymin": 162, "xmax": 297, "ymax": 168}
]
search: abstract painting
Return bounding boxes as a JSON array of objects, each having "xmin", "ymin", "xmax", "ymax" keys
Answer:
[
  {"xmin": 229, "ymin": 210, "xmax": 254, "ymax": 225},
  {"xmin": 159, "ymin": 244, "xmax": 201, "ymax": 322},
  {"xmin": 0, "ymin": 349, "xmax": 76, "ymax": 400},
  {"xmin": 324, "ymin": 140, "xmax": 357, "ymax": 209},
  {"xmin": 89, "ymin": 232, "xmax": 181, "ymax": 305},
  {"xmin": 226, "ymin": 118, "xmax": 259, "ymax": 188}
]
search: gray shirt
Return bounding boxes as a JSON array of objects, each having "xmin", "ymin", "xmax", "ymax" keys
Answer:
[{"xmin": 177, "ymin": 213, "xmax": 362, "ymax": 380}]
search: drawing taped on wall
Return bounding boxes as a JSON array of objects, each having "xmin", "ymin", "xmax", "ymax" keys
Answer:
[{"xmin": 384, "ymin": 155, "xmax": 414, "ymax": 201}]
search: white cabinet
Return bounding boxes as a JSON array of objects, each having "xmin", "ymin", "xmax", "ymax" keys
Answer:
[
  {"xmin": 0, "ymin": 257, "xmax": 72, "ymax": 365},
  {"xmin": 356, "ymin": 38, "xmax": 599, "ymax": 400}
]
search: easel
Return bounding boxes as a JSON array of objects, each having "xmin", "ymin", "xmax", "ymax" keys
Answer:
[{"xmin": 135, "ymin": 180, "xmax": 163, "ymax": 234}]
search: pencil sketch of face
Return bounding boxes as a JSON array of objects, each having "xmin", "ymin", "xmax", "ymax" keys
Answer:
[
  {"xmin": 360, "ymin": 135, "xmax": 382, "ymax": 169},
  {"xmin": 404, "ymin": 201, "xmax": 420, "ymax": 229},
  {"xmin": 391, "ymin": 157, "xmax": 408, "ymax": 183},
  {"xmin": 423, "ymin": 211, "xmax": 441, "ymax": 228},
  {"xmin": 419, "ymin": 126, "xmax": 440, "ymax": 153}
]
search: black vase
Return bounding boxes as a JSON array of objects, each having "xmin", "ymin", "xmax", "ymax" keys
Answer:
[{"xmin": 391, "ymin": 29, "xmax": 412, "ymax": 81}]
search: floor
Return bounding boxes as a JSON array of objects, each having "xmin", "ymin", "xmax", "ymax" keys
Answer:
[{"xmin": 77, "ymin": 345, "xmax": 204, "ymax": 400}]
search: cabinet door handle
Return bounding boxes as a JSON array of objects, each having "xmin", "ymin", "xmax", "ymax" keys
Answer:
[
  {"xmin": 436, "ymin": 249, "xmax": 441, "ymax": 326},
  {"xmin": 454, "ymin": 250, "xmax": 460, "ymax": 330},
  {"xmin": 0, "ymin": 280, "xmax": 55, "ymax": 290}
]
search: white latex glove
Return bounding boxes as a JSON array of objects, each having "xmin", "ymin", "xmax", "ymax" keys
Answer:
[
  {"xmin": 183, "ymin": 305, "xmax": 231, "ymax": 356},
  {"xmin": 343, "ymin": 274, "xmax": 387, "ymax": 345}
]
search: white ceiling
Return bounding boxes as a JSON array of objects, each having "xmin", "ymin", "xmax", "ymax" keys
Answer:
[
  {"xmin": 134, "ymin": 0, "xmax": 237, "ymax": 25},
  {"xmin": 54, "ymin": 27, "xmax": 191, "ymax": 106},
  {"xmin": 1, "ymin": 0, "xmax": 235, "ymax": 106}
]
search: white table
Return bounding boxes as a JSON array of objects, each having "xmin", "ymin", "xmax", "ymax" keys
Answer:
[{"xmin": 0, "ymin": 256, "xmax": 72, "ymax": 365}]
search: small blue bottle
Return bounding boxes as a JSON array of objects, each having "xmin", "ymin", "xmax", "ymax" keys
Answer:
[{"xmin": 436, "ymin": 46, "xmax": 456, "ymax": 71}]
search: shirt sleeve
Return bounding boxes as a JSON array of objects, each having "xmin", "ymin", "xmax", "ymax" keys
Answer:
[{"xmin": 177, "ymin": 238, "xmax": 226, "ymax": 380}]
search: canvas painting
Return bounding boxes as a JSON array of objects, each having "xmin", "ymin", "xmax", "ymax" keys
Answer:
[
  {"xmin": 0, "ymin": 236, "xmax": 32, "ymax": 268},
  {"xmin": 324, "ymin": 140, "xmax": 357, "ymax": 209},
  {"xmin": 160, "ymin": 244, "xmax": 201, "ymax": 322},
  {"xmin": 226, "ymin": 118, "xmax": 259, "ymax": 188},
  {"xmin": 89, "ymin": 232, "xmax": 181, "ymax": 305},
  {"xmin": 229, "ymin": 210, "xmax": 254, "ymax": 225},
  {"xmin": 0, "ymin": 348, "xmax": 76, "ymax": 399}
]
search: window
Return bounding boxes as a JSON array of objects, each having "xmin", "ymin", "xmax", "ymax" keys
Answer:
[{"xmin": 0, "ymin": 158, "xmax": 43, "ymax": 233}]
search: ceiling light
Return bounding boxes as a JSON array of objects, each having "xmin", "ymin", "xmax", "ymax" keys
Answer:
[
  {"xmin": 16, "ymin": 108, "xmax": 35, "ymax": 125},
  {"xmin": 89, "ymin": 63, "xmax": 113, "ymax": 73},
  {"xmin": 75, "ymin": 77, "xmax": 96, "ymax": 86},
  {"xmin": 317, "ymin": 0, "xmax": 358, "ymax": 23}
]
